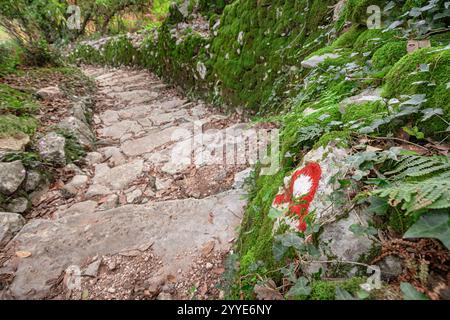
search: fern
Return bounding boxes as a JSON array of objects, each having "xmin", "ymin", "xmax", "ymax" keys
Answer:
[
  {"xmin": 384, "ymin": 155, "xmax": 450, "ymax": 181},
  {"xmin": 370, "ymin": 155, "xmax": 450, "ymax": 214},
  {"xmin": 372, "ymin": 176, "xmax": 450, "ymax": 214}
]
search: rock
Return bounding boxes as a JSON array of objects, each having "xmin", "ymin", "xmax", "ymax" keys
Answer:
[
  {"xmin": 85, "ymin": 184, "xmax": 111, "ymax": 198},
  {"xmin": 0, "ymin": 133, "xmax": 30, "ymax": 151},
  {"xmin": 71, "ymin": 102, "xmax": 87, "ymax": 123},
  {"xmin": 85, "ymin": 152, "xmax": 103, "ymax": 166},
  {"xmin": 83, "ymin": 258, "xmax": 102, "ymax": 277},
  {"xmin": 36, "ymin": 86, "xmax": 63, "ymax": 100},
  {"xmin": 99, "ymin": 147, "xmax": 126, "ymax": 167},
  {"xmin": 271, "ymin": 143, "xmax": 376, "ymax": 277},
  {"xmin": 98, "ymin": 194, "xmax": 119, "ymax": 211},
  {"xmin": 38, "ymin": 132, "xmax": 66, "ymax": 165},
  {"xmin": 2, "ymin": 190, "xmax": 245, "ymax": 299},
  {"xmin": 25, "ymin": 171, "xmax": 42, "ymax": 192},
  {"xmin": 126, "ymin": 189, "xmax": 143, "ymax": 204},
  {"xmin": 301, "ymin": 53, "xmax": 341, "ymax": 69},
  {"xmin": 155, "ymin": 178, "xmax": 172, "ymax": 191},
  {"xmin": 233, "ymin": 168, "xmax": 252, "ymax": 189},
  {"xmin": 62, "ymin": 175, "xmax": 88, "ymax": 197},
  {"xmin": 156, "ymin": 292, "xmax": 172, "ymax": 300},
  {"xmin": 56, "ymin": 200, "xmax": 97, "ymax": 219},
  {"xmin": 146, "ymin": 275, "xmax": 165, "ymax": 295},
  {"xmin": 377, "ymin": 255, "xmax": 404, "ymax": 280},
  {"xmin": 197, "ymin": 62, "xmax": 207, "ymax": 80},
  {"xmin": 339, "ymin": 88, "xmax": 384, "ymax": 113},
  {"xmin": 6, "ymin": 197, "xmax": 29, "ymax": 214},
  {"xmin": 58, "ymin": 116, "xmax": 94, "ymax": 149},
  {"xmin": 91, "ymin": 159, "xmax": 144, "ymax": 191},
  {"xmin": 205, "ymin": 263, "xmax": 213, "ymax": 270},
  {"xmin": 0, "ymin": 161, "xmax": 26, "ymax": 195},
  {"xmin": 0, "ymin": 212, "xmax": 26, "ymax": 248},
  {"xmin": 64, "ymin": 163, "xmax": 84, "ymax": 175}
]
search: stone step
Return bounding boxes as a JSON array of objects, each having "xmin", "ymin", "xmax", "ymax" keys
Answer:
[{"xmin": 1, "ymin": 190, "xmax": 245, "ymax": 299}]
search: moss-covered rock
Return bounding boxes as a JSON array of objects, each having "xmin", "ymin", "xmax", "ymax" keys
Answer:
[{"xmin": 372, "ymin": 41, "xmax": 407, "ymax": 71}]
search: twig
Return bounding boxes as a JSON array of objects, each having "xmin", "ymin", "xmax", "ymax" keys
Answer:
[{"xmin": 370, "ymin": 136, "xmax": 429, "ymax": 151}]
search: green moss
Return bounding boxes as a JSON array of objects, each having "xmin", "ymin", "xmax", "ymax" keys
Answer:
[
  {"xmin": 383, "ymin": 45, "xmax": 450, "ymax": 137},
  {"xmin": 341, "ymin": 101, "xmax": 388, "ymax": 123},
  {"xmin": 0, "ymin": 41, "xmax": 22, "ymax": 77},
  {"xmin": 343, "ymin": 0, "xmax": 388, "ymax": 25},
  {"xmin": 0, "ymin": 84, "xmax": 39, "ymax": 115},
  {"xmin": 332, "ymin": 25, "xmax": 365, "ymax": 49},
  {"xmin": 295, "ymin": 277, "xmax": 367, "ymax": 300},
  {"xmin": 372, "ymin": 41, "xmax": 407, "ymax": 71},
  {"xmin": 0, "ymin": 114, "xmax": 37, "ymax": 137},
  {"xmin": 314, "ymin": 130, "xmax": 351, "ymax": 149},
  {"xmin": 354, "ymin": 29, "xmax": 397, "ymax": 54}
]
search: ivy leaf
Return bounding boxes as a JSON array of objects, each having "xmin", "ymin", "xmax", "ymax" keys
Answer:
[
  {"xmin": 421, "ymin": 108, "xmax": 444, "ymax": 121},
  {"xmin": 400, "ymin": 282, "xmax": 429, "ymax": 300},
  {"xmin": 287, "ymin": 277, "xmax": 311, "ymax": 297},
  {"xmin": 403, "ymin": 213, "xmax": 450, "ymax": 249},
  {"xmin": 281, "ymin": 263, "xmax": 297, "ymax": 283},
  {"xmin": 367, "ymin": 196, "xmax": 389, "ymax": 215},
  {"xmin": 272, "ymin": 241, "xmax": 288, "ymax": 262},
  {"xmin": 276, "ymin": 232, "xmax": 304, "ymax": 250},
  {"xmin": 335, "ymin": 287, "xmax": 357, "ymax": 300},
  {"xmin": 349, "ymin": 224, "xmax": 378, "ymax": 236},
  {"xmin": 384, "ymin": 20, "xmax": 403, "ymax": 31},
  {"xmin": 400, "ymin": 94, "xmax": 427, "ymax": 106}
]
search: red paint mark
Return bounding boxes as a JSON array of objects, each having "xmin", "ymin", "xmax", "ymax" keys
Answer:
[{"xmin": 272, "ymin": 162, "xmax": 322, "ymax": 232}]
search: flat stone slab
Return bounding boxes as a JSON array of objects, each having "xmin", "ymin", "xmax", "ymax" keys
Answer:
[
  {"xmin": 2, "ymin": 190, "xmax": 245, "ymax": 299},
  {"xmin": 91, "ymin": 160, "xmax": 144, "ymax": 191},
  {"xmin": 120, "ymin": 126, "xmax": 186, "ymax": 157}
]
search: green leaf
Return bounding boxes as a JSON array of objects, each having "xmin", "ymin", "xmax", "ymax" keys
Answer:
[
  {"xmin": 403, "ymin": 213, "xmax": 450, "ymax": 249},
  {"xmin": 421, "ymin": 108, "xmax": 444, "ymax": 121},
  {"xmin": 276, "ymin": 232, "xmax": 304, "ymax": 250},
  {"xmin": 287, "ymin": 277, "xmax": 311, "ymax": 297},
  {"xmin": 367, "ymin": 196, "xmax": 389, "ymax": 215},
  {"xmin": 349, "ymin": 224, "xmax": 378, "ymax": 236},
  {"xmin": 400, "ymin": 282, "xmax": 429, "ymax": 300},
  {"xmin": 272, "ymin": 241, "xmax": 288, "ymax": 262},
  {"xmin": 335, "ymin": 287, "xmax": 356, "ymax": 300}
]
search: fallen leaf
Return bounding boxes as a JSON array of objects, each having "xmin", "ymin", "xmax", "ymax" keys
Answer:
[
  {"xmin": 15, "ymin": 251, "xmax": 32, "ymax": 258},
  {"xmin": 167, "ymin": 274, "xmax": 177, "ymax": 283},
  {"xmin": 201, "ymin": 241, "xmax": 215, "ymax": 256},
  {"xmin": 213, "ymin": 267, "xmax": 225, "ymax": 275},
  {"xmin": 254, "ymin": 280, "xmax": 283, "ymax": 300}
]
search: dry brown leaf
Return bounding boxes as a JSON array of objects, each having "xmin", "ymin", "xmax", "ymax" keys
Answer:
[
  {"xmin": 15, "ymin": 251, "xmax": 32, "ymax": 258},
  {"xmin": 254, "ymin": 280, "xmax": 283, "ymax": 300},
  {"xmin": 201, "ymin": 241, "xmax": 215, "ymax": 256}
]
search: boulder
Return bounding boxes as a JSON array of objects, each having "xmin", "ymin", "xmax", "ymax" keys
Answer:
[
  {"xmin": 272, "ymin": 143, "xmax": 376, "ymax": 277},
  {"xmin": 233, "ymin": 168, "xmax": 252, "ymax": 189},
  {"xmin": 0, "ymin": 212, "xmax": 26, "ymax": 248},
  {"xmin": 6, "ymin": 197, "xmax": 29, "ymax": 214},
  {"xmin": 36, "ymin": 86, "xmax": 63, "ymax": 100},
  {"xmin": 25, "ymin": 171, "xmax": 42, "ymax": 192},
  {"xmin": 62, "ymin": 175, "xmax": 88, "ymax": 198},
  {"xmin": 58, "ymin": 116, "xmax": 94, "ymax": 150},
  {"xmin": 0, "ymin": 161, "xmax": 26, "ymax": 195},
  {"xmin": 70, "ymin": 101, "xmax": 88, "ymax": 123},
  {"xmin": 85, "ymin": 152, "xmax": 104, "ymax": 166},
  {"xmin": 0, "ymin": 133, "xmax": 30, "ymax": 151},
  {"xmin": 38, "ymin": 132, "xmax": 66, "ymax": 165}
]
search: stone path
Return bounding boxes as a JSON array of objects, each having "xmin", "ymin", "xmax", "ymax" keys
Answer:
[{"xmin": 0, "ymin": 67, "xmax": 260, "ymax": 299}]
